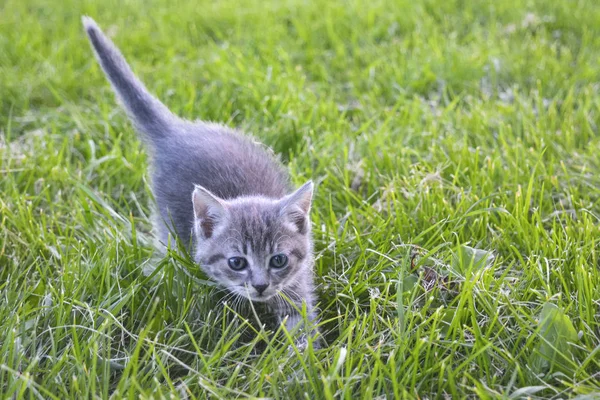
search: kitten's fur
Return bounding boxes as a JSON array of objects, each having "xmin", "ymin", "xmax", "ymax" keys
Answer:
[{"xmin": 82, "ymin": 17, "xmax": 318, "ymax": 344}]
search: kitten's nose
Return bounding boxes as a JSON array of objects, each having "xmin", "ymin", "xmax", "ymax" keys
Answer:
[{"xmin": 252, "ymin": 283, "xmax": 269, "ymax": 295}]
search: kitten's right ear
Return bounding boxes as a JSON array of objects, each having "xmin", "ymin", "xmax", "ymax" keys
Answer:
[{"xmin": 192, "ymin": 186, "xmax": 227, "ymax": 239}]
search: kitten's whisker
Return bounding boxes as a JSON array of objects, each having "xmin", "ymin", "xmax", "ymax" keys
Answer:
[
  {"xmin": 220, "ymin": 291, "xmax": 237, "ymax": 308},
  {"xmin": 280, "ymin": 287, "xmax": 303, "ymax": 305},
  {"xmin": 231, "ymin": 293, "xmax": 241, "ymax": 312},
  {"xmin": 272, "ymin": 293, "xmax": 282, "ymax": 311}
]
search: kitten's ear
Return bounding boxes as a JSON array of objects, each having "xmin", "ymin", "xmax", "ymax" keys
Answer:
[
  {"xmin": 192, "ymin": 186, "xmax": 227, "ymax": 239},
  {"xmin": 280, "ymin": 181, "xmax": 314, "ymax": 234}
]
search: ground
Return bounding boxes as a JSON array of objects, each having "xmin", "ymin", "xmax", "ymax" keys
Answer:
[{"xmin": 1, "ymin": 0, "xmax": 600, "ymax": 398}]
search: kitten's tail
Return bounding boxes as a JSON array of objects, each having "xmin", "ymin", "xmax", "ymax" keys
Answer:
[{"xmin": 82, "ymin": 16, "xmax": 177, "ymax": 140}]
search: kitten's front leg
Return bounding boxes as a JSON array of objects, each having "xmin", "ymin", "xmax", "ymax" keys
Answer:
[{"xmin": 278, "ymin": 303, "xmax": 320, "ymax": 350}]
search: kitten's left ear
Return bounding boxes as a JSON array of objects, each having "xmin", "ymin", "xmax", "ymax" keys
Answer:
[
  {"xmin": 280, "ymin": 180, "xmax": 314, "ymax": 233},
  {"xmin": 192, "ymin": 186, "xmax": 227, "ymax": 240}
]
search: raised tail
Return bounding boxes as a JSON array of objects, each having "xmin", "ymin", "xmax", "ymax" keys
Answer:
[{"xmin": 82, "ymin": 16, "xmax": 176, "ymax": 140}]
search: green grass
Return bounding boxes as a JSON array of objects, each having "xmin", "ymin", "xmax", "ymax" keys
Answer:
[{"xmin": 1, "ymin": 0, "xmax": 600, "ymax": 397}]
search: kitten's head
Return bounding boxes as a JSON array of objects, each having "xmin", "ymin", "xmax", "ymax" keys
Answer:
[{"xmin": 192, "ymin": 181, "xmax": 314, "ymax": 302}]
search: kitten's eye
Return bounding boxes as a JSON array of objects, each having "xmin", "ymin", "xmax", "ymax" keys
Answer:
[
  {"xmin": 269, "ymin": 254, "xmax": 288, "ymax": 269},
  {"xmin": 228, "ymin": 257, "xmax": 248, "ymax": 271}
]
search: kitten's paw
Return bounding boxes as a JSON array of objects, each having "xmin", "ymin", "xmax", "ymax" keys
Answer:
[
  {"xmin": 287, "ymin": 333, "xmax": 324, "ymax": 355},
  {"xmin": 287, "ymin": 334, "xmax": 308, "ymax": 354}
]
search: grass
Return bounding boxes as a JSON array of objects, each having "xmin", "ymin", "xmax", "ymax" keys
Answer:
[{"xmin": 1, "ymin": 0, "xmax": 600, "ymax": 397}]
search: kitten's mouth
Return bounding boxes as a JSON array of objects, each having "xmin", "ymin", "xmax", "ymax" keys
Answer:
[
  {"xmin": 248, "ymin": 294, "xmax": 274, "ymax": 302},
  {"xmin": 246, "ymin": 291, "xmax": 277, "ymax": 302}
]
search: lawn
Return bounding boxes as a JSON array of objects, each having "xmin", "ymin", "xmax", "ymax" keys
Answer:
[{"xmin": 1, "ymin": 0, "xmax": 600, "ymax": 398}]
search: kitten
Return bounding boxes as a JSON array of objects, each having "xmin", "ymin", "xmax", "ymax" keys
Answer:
[{"xmin": 82, "ymin": 17, "xmax": 318, "ymax": 347}]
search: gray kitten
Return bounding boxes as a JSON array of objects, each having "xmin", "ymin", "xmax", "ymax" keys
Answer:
[{"xmin": 82, "ymin": 17, "xmax": 318, "ymax": 346}]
